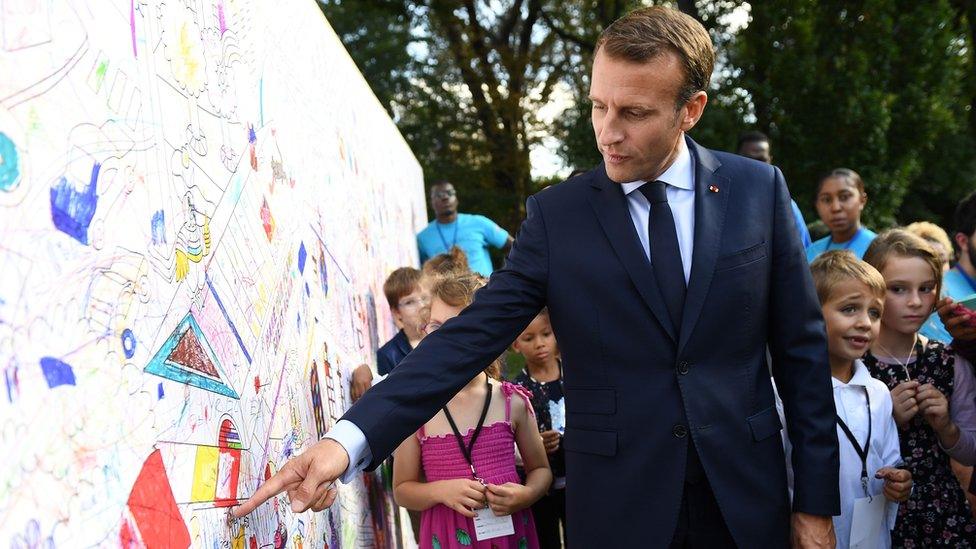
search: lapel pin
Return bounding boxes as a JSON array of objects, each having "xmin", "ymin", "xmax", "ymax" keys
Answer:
[{"xmin": 708, "ymin": 185, "xmax": 720, "ymax": 193}]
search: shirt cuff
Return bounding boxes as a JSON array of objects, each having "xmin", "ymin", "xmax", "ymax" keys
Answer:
[{"xmin": 324, "ymin": 420, "xmax": 373, "ymax": 484}]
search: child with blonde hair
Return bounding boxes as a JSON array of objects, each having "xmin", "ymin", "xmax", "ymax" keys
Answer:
[{"xmin": 781, "ymin": 251, "xmax": 911, "ymax": 548}]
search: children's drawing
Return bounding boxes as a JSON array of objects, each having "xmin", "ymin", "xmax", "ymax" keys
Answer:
[{"xmin": 0, "ymin": 1, "xmax": 426, "ymax": 546}]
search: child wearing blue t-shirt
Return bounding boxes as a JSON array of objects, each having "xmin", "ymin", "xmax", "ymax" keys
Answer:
[{"xmin": 807, "ymin": 168, "xmax": 877, "ymax": 262}]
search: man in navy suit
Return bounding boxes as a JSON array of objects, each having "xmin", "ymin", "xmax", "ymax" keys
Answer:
[{"xmin": 235, "ymin": 7, "xmax": 840, "ymax": 547}]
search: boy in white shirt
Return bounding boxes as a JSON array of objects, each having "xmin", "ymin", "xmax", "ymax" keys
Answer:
[{"xmin": 779, "ymin": 250, "xmax": 912, "ymax": 548}]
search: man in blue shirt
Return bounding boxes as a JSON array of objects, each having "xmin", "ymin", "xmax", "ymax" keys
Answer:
[
  {"xmin": 736, "ymin": 131, "xmax": 812, "ymax": 248},
  {"xmin": 922, "ymin": 191, "xmax": 976, "ymax": 340},
  {"xmin": 416, "ymin": 181, "xmax": 513, "ymax": 276}
]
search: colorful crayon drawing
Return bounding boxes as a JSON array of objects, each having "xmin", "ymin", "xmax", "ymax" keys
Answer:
[{"xmin": 0, "ymin": 0, "xmax": 425, "ymax": 546}]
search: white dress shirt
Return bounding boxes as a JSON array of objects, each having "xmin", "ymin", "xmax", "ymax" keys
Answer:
[
  {"xmin": 327, "ymin": 137, "xmax": 699, "ymax": 483},
  {"xmin": 777, "ymin": 361, "xmax": 902, "ymax": 549},
  {"xmin": 619, "ymin": 138, "xmax": 696, "ymax": 283}
]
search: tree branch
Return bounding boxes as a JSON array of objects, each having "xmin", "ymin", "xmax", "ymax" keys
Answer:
[{"xmin": 538, "ymin": 7, "xmax": 595, "ymax": 51}]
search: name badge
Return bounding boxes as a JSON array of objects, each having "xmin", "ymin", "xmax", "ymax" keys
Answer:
[
  {"xmin": 849, "ymin": 495, "xmax": 886, "ymax": 548},
  {"xmin": 473, "ymin": 507, "xmax": 515, "ymax": 541}
]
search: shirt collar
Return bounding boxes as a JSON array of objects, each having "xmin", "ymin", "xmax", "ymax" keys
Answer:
[
  {"xmin": 620, "ymin": 138, "xmax": 694, "ymax": 195},
  {"xmin": 832, "ymin": 359, "xmax": 872, "ymax": 389}
]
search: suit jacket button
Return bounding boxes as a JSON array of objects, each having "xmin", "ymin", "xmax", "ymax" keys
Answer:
[
  {"xmin": 672, "ymin": 424, "xmax": 687, "ymax": 438},
  {"xmin": 678, "ymin": 361, "xmax": 690, "ymax": 375}
]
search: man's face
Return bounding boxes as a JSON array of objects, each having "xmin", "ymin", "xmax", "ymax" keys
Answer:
[
  {"xmin": 429, "ymin": 184, "xmax": 458, "ymax": 217},
  {"xmin": 738, "ymin": 140, "xmax": 771, "ymax": 163},
  {"xmin": 589, "ymin": 50, "xmax": 706, "ymax": 183}
]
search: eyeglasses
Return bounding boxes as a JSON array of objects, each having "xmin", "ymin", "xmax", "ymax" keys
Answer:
[
  {"xmin": 432, "ymin": 190, "xmax": 456, "ymax": 199},
  {"xmin": 397, "ymin": 296, "xmax": 431, "ymax": 310}
]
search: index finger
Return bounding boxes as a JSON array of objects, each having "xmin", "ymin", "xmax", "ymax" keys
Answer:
[{"xmin": 232, "ymin": 464, "xmax": 304, "ymax": 517}]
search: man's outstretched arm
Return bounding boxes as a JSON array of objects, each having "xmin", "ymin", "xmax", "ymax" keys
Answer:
[{"xmin": 233, "ymin": 195, "xmax": 551, "ymax": 515}]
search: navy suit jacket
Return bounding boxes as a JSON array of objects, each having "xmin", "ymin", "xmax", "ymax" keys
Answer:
[
  {"xmin": 344, "ymin": 136, "xmax": 839, "ymax": 546},
  {"xmin": 376, "ymin": 329, "xmax": 412, "ymax": 376}
]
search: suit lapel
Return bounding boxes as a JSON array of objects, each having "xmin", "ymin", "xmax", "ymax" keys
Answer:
[
  {"xmin": 587, "ymin": 165, "xmax": 677, "ymax": 342},
  {"xmin": 678, "ymin": 137, "xmax": 731, "ymax": 354}
]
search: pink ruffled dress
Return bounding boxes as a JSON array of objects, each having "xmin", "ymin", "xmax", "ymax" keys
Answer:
[{"xmin": 417, "ymin": 382, "xmax": 540, "ymax": 549}]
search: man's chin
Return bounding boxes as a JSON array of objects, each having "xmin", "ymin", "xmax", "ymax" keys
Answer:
[{"xmin": 603, "ymin": 165, "xmax": 636, "ymax": 184}]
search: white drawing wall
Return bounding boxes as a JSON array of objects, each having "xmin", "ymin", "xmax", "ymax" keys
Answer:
[{"xmin": 0, "ymin": 0, "xmax": 426, "ymax": 547}]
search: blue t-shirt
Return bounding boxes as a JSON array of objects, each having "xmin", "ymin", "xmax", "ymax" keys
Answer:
[
  {"xmin": 920, "ymin": 266, "xmax": 976, "ymax": 342},
  {"xmin": 790, "ymin": 199, "xmax": 812, "ymax": 248},
  {"xmin": 417, "ymin": 213, "xmax": 510, "ymax": 276},
  {"xmin": 806, "ymin": 227, "xmax": 877, "ymax": 262}
]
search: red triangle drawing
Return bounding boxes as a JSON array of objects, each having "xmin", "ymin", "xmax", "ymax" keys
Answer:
[{"xmin": 125, "ymin": 450, "xmax": 190, "ymax": 548}]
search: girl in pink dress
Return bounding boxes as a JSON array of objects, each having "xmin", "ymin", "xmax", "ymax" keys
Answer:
[{"xmin": 393, "ymin": 272, "xmax": 552, "ymax": 549}]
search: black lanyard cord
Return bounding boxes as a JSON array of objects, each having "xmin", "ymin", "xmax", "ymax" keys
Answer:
[
  {"xmin": 836, "ymin": 386, "xmax": 872, "ymax": 496},
  {"xmin": 443, "ymin": 374, "xmax": 492, "ymax": 481}
]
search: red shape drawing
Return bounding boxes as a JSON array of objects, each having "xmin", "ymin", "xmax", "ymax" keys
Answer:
[
  {"xmin": 215, "ymin": 418, "xmax": 243, "ymax": 507},
  {"xmin": 260, "ymin": 198, "xmax": 275, "ymax": 241},
  {"xmin": 125, "ymin": 450, "xmax": 190, "ymax": 548},
  {"xmin": 168, "ymin": 328, "xmax": 220, "ymax": 378}
]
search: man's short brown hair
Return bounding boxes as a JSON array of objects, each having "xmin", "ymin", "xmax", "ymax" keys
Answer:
[
  {"xmin": 810, "ymin": 250, "xmax": 887, "ymax": 305},
  {"xmin": 596, "ymin": 6, "xmax": 715, "ymax": 105},
  {"xmin": 383, "ymin": 267, "xmax": 422, "ymax": 309}
]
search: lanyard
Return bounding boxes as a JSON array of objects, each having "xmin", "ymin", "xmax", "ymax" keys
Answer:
[
  {"xmin": 956, "ymin": 266, "xmax": 976, "ymax": 294},
  {"xmin": 829, "ymin": 227, "xmax": 863, "ymax": 251},
  {"xmin": 836, "ymin": 386, "xmax": 872, "ymax": 497},
  {"xmin": 436, "ymin": 221, "xmax": 458, "ymax": 251},
  {"xmin": 443, "ymin": 375, "xmax": 492, "ymax": 482}
]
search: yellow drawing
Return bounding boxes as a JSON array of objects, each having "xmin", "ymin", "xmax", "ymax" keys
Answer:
[
  {"xmin": 232, "ymin": 525, "xmax": 246, "ymax": 549},
  {"xmin": 175, "ymin": 193, "xmax": 211, "ymax": 281}
]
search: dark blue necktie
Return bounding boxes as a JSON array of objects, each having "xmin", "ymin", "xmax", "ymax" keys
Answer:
[{"xmin": 639, "ymin": 180, "xmax": 686, "ymax": 332}]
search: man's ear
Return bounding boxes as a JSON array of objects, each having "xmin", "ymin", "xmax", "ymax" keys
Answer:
[
  {"xmin": 955, "ymin": 232, "xmax": 970, "ymax": 253},
  {"xmin": 679, "ymin": 91, "xmax": 708, "ymax": 132}
]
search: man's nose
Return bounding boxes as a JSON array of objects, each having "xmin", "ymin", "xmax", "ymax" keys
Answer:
[{"xmin": 597, "ymin": 114, "xmax": 624, "ymax": 146}]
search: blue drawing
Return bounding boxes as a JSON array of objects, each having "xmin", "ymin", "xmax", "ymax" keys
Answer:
[
  {"xmin": 144, "ymin": 313, "xmax": 239, "ymax": 399},
  {"xmin": 40, "ymin": 357, "xmax": 76, "ymax": 388},
  {"xmin": 298, "ymin": 241, "xmax": 307, "ymax": 273},
  {"xmin": 121, "ymin": 329, "xmax": 137, "ymax": 359},
  {"xmin": 0, "ymin": 132, "xmax": 20, "ymax": 192},
  {"xmin": 205, "ymin": 275, "xmax": 252, "ymax": 364},
  {"xmin": 150, "ymin": 210, "xmax": 166, "ymax": 244},
  {"xmin": 50, "ymin": 162, "xmax": 100, "ymax": 245}
]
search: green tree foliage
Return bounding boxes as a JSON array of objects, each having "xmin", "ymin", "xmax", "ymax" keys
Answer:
[
  {"xmin": 733, "ymin": 0, "xmax": 974, "ymax": 229},
  {"xmin": 321, "ymin": 0, "xmax": 975, "ymax": 235},
  {"xmin": 321, "ymin": 0, "xmax": 588, "ymax": 231}
]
